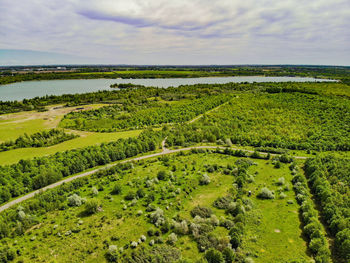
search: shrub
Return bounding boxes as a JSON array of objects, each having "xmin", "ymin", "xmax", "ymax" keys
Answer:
[
  {"xmin": 106, "ymin": 245, "xmax": 118, "ymax": 262},
  {"xmin": 174, "ymin": 220, "xmax": 189, "ymax": 235},
  {"xmin": 157, "ymin": 171, "xmax": 168, "ymax": 181},
  {"xmin": 257, "ymin": 187, "xmax": 275, "ymax": 199},
  {"xmin": 67, "ymin": 194, "xmax": 83, "ymax": 207},
  {"xmin": 191, "ymin": 206, "xmax": 213, "ymax": 218},
  {"xmin": 111, "ymin": 184, "xmax": 122, "ymax": 195},
  {"xmin": 279, "ymin": 192, "xmax": 287, "ymax": 199},
  {"xmin": 213, "ymin": 196, "xmax": 234, "ymax": 209},
  {"xmin": 167, "ymin": 233, "xmax": 178, "ymax": 245},
  {"xmin": 229, "ymin": 232, "xmax": 241, "ymax": 249},
  {"xmin": 222, "ymin": 247, "xmax": 235, "ymax": 263},
  {"xmin": 91, "ymin": 187, "xmax": 99, "ymax": 196},
  {"xmin": 277, "ymin": 177, "xmax": 285, "ymax": 185},
  {"xmin": 199, "ymin": 174, "xmax": 211, "ymax": 185},
  {"xmin": 124, "ymin": 191, "xmax": 137, "ymax": 201},
  {"xmin": 150, "ymin": 208, "xmax": 165, "ymax": 226},
  {"xmin": 84, "ymin": 198, "xmax": 100, "ymax": 214},
  {"xmin": 335, "ymin": 228, "xmax": 350, "ymax": 260},
  {"xmin": 205, "ymin": 248, "xmax": 224, "ymax": 263},
  {"xmin": 136, "ymin": 188, "xmax": 145, "ymax": 198}
]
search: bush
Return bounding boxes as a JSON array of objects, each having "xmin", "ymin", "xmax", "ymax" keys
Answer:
[
  {"xmin": 222, "ymin": 247, "xmax": 235, "ymax": 263},
  {"xmin": 199, "ymin": 174, "xmax": 211, "ymax": 185},
  {"xmin": 84, "ymin": 198, "xmax": 100, "ymax": 214},
  {"xmin": 111, "ymin": 184, "xmax": 122, "ymax": 195},
  {"xmin": 91, "ymin": 187, "xmax": 99, "ymax": 196},
  {"xmin": 157, "ymin": 171, "xmax": 168, "ymax": 181},
  {"xmin": 150, "ymin": 208, "xmax": 165, "ymax": 226},
  {"xmin": 106, "ymin": 245, "xmax": 118, "ymax": 262},
  {"xmin": 191, "ymin": 206, "xmax": 213, "ymax": 218},
  {"xmin": 67, "ymin": 194, "xmax": 83, "ymax": 207},
  {"xmin": 257, "ymin": 187, "xmax": 275, "ymax": 199},
  {"xmin": 213, "ymin": 196, "xmax": 234, "ymax": 209},
  {"xmin": 229, "ymin": 232, "xmax": 241, "ymax": 249},
  {"xmin": 174, "ymin": 220, "xmax": 189, "ymax": 235},
  {"xmin": 124, "ymin": 191, "xmax": 137, "ymax": 201},
  {"xmin": 277, "ymin": 177, "xmax": 285, "ymax": 185},
  {"xmin": 167, "ymin": 233, "xmax": 178, "ymax": 245},
  {"xmin": 279, "ymin": 192, "xmax": 287, "ymax": 199},
  {"xmin": 335, "ymin": 228, "xmax": 350, "ymax": 260},
  {"xmin": 205, "ymin": 248, "xmax": 224, "ymax": 263}
]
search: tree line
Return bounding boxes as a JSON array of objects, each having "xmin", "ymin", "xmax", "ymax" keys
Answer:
[
  {"xmin": 304, "ymin": 156, "xmax": 350, "ymax": 262},
  {"xmin": 0, "ymin": 129, "xmax": 78, "ymax": 152},
  {"xmin": 0, "ymin": 129, "xmax": 163, "ymax": 205}
]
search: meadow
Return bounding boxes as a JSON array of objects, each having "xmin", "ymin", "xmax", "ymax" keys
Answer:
[{"xmin": 0, "ymin": 151, "xmax": 314, "ymax": 263}]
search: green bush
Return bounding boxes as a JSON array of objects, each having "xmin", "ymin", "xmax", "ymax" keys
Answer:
[
  {"xmin": 84, "ymin": 198, "xmax": 100, "ymax": 215},
  {"xmin": 257, "ymin": 187, "xmax": 275, "ymax": 199},
  {"xmin": 190, "ymin": 206, "xmax": 213, "ymax": 218},
  {"xmin": 111, "ymin": 184, "xmax": 122, "ymax": 195},
  {"xmin": 205, "ymin": 248, "xmax": 224, "ymax": 263}
]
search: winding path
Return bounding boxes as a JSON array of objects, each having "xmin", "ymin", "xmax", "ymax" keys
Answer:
[{"xmin": 0, "ymin": 143, "xmax": 306, "ymax": 213}]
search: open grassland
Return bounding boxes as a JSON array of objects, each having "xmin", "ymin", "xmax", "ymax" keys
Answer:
[
  {"xmin": 242, "ymin": 158, "xmax": 311, "ymax": 262},
  {"xmin": 0, "ymin": 129, "xmax": 141, "ymax": 165},
  {"xmin": 0, "ymin": 104, "xmax": 141, "ymax": 165},
  {"xmin": 0, "ymin": 152, "xmax": 312, "ymax": 263}
]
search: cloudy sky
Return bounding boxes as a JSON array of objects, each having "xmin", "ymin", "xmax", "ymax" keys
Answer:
[{"xmin": 0, "ymin": 0, "xmax": 349, "ymax": 65}]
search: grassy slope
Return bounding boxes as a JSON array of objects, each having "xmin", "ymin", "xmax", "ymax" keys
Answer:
[{"xmin": 6, "ymin": 153, "xmax": 310, "ymax": 262}]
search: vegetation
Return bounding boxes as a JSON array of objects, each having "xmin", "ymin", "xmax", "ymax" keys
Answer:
[
  {"xmin": 167, "ymin": 90, "xmax": 350, "ymax": 151},
  {"xmin": 2, "ymin": 65, "xmax": 350, "ymax": 86},
  {"xmin": 0, "ymin": 152, "xmax": 311, "ymax": 262},
  {"xmin": 61, "ymin": 94, "xmax": 231, "ymax": 131},
  {"xmin": 304, "ymin": 156, "xmax": 350, "ymax": 262},
  {"xmin": 0, "ymin": 69, "xmax": 349, "ymax": 262},
  {"xmin": 0, "ymin": 129, "xmax": 162, "ymax": 204},
  {"xmin": 0, "ymin": 129, "xmax": 78, "ymax": 152}
]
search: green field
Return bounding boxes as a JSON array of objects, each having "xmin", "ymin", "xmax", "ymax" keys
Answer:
[
  {"xmin": 0, "ymin": 105, "xmax": 142, "ymax": 165},
  {"xmin": 0, "ymin": 152, "xmax": 312, "ymax": 262}
]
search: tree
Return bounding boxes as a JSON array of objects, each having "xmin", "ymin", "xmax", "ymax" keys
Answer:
[{"xmin": 205, "ymin": 248, "xmax": 224, "ymax": 263}]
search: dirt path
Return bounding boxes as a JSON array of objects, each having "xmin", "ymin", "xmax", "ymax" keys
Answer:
[
  {"xmin": 0, "ymin": 144, "xmax": 306, "ymax": 213},
  {"xmin": 187, "ymin": 100, "xmax": 230, "ymax": 124}
]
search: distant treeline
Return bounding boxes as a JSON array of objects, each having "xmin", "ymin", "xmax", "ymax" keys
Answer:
[
  {"xmin": 1, "ymin": 65, "xmax": 350, "ymax": 86},
  {"xmin": 0, "ymin": 129, "xmax": 162, "ymax": 205},
  {"xmin": 0, "ymin": 129, "xmax": 78, "ymax": 152}
]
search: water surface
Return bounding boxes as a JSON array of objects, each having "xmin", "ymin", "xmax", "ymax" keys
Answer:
[{"xmin": 0, "ymin": 76, "xmax": 336, "ymax": 101}]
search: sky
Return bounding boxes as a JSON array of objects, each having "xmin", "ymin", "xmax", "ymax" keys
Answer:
[{"xmin": 0, "ymin": 0, "xmax": 349, "ymax": 66}]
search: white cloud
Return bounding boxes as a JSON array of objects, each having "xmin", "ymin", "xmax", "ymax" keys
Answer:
[{"xmin": 0, "ymin": 0, "xmax": 349, "ymax": 65}]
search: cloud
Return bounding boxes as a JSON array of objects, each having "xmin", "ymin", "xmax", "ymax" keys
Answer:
[{"xmin": 0, "ymin": 0, "xmax": 349, "ymax": 65}]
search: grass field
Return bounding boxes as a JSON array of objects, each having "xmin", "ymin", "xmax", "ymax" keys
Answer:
[
  {"xmin": 242, "ymin": 159, "xmax": 311, "ymax": 262},
  {"xmin": 0, "ymin": 104, "xmax": 142, "ymax": 165},
  {"xmin": 4, "ymin": 152, "xmax": 312, "ymax": 262}
]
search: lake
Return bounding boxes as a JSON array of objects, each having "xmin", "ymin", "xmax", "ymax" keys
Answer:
[{"xmin": 0, "ymin": 76, "xmax": 336, "ymax": 101}]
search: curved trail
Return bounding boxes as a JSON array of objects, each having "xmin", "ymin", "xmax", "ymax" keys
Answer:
[{"xmin": 0, "ymin": 143, "xmax": 306, "ymax": 213}]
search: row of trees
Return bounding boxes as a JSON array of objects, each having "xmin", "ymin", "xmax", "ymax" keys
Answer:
[
  {"xmin": 304, "ymin": 156, "xmax": 350, "ymax": 262},
  {"xmin": 292, "ymin": 174, "xmax": 331, "ymax": 262},
  {"xmin": 0, "ymin": 129, "xmax": 78, "ymax": 152},
  {"xmin": 0, "ymin": 129, "xmax": 163, "ymax": 204}
]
